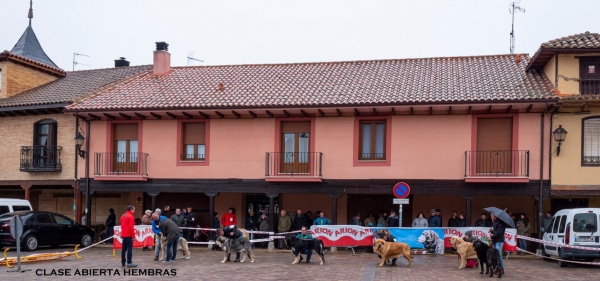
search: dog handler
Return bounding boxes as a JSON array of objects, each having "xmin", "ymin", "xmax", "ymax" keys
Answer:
[
  {"xmin": 489, "ymin": 213, "xmax": 506, "ymax": 275},
  {"xmin": 292, "ymin": 226, "xmax": 314, "ymax": 263},
  {"xmin": 223, "ymin": 225, "xmax": 243, "ymax": 262}
]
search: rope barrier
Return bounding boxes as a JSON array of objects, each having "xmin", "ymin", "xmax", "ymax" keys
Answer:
[
  {"xmin": 516, "ymin": 235, "xmax": 600, "ymax": 252},
  {"xmin": 517, "ymin": 247, "xmax": 600, "ymax": 266}
]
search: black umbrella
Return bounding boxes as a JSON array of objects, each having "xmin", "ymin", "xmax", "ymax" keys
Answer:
[{"xmin": 484, "ymin": 207, "xmax": 515, "ymax": 228}]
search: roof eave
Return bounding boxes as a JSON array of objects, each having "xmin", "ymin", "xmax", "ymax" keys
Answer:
[{"xmin": 526, "ymin": 47, "xmax": 600, "ymax": 71}]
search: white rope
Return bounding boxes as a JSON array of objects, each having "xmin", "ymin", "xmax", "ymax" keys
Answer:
[
  {"xmin": 517, "ymin": 235, "xmax": 600, "ymax": 252},
  {"xmin": 517, "ymin": 247, "xmax": 600, "ymax": 266}
]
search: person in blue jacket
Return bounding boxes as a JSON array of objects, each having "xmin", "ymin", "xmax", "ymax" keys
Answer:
[
  {"xmin": 152, "ymin": 211, "xmax": 167, "ymax": 261},
  {"xmin": 292, "ymin": 226, "xmax": 314, "ymax": 263},
  {"xmin": 313, "ymin": 211, "xmax": 331, "ymax": 226}
]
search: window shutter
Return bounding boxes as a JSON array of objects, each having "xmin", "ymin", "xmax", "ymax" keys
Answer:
[
  {"xmin": 281, "ymin": 121, "xmax": 310, "ymax": 133},
  {"xmin": 113, "ymin": 124, "xmax": 138, "ymax": 140},
  {"xmin": 183, "ymin": 123, "xmax": 206, "ymax": 144}
]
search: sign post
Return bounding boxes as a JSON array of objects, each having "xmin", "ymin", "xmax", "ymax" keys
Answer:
[
  {"xmin": 7, "ymin": 215, "xmax": 30, "ymax": 273},
  {"xmin": 393, "ymin": 182, "xmax": 411, "ymax": 227}
]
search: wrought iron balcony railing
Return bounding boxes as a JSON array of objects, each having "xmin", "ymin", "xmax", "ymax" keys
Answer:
[
  {"xmin": 265, "ymin": 152, "xmax": 322, "ymax": 177},
  {"xmin": 20, "ymin": 146, "xmax": 62, "ymax": 172},
  {"xmin": 581, "ymin": 80, "xmax": 600, "ymax": 95},
  {"xmin": 465, "ymin": 150, "xmax": 529, "ymax": 177},
  {"xmin": 94, "ymin": 152, "xmax": 148, "ymax": 176}
]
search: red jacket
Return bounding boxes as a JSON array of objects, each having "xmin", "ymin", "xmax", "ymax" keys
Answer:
[
  {"xmin": 221, "ymin": 213, "xmax": 237, "ymax": 227},
  {"xmin": 120, "ymin": 210, "xmax": 135, "ymax": 238}
]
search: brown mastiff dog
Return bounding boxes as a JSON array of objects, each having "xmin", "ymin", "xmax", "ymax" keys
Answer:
[
  {"xmin": 373, "ymin": 238, "xmax": 413, "ymax": 267},
  {"xmin": 450, "ymin": 236, "xmax": 478, "ymax": 269}
]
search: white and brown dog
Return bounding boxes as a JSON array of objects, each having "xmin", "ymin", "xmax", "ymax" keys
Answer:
[{"xmin": 158, "ymin": 235, "xmax": 191, "ymax": 260}]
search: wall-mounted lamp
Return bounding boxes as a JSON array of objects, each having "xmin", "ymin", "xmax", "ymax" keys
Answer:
[
  {"xmin": 74, "ymin": 132, "xmax": 86, "ymax": 158},
  {"xmin": 552, "ymin": 125, "xmax": 568, "ymax": 156}
]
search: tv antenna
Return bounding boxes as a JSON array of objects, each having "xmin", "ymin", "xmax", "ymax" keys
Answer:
[
  {"xmin": 509, "ymin": 0, "xmax": 525, "ymax": 54},
  {"xmin": 187, "ymin": 52, "xmax": 204, "ymax": 66},
  {"xmin": 73, "ymin": 53, "xmax": 90, "ymax": 71}
]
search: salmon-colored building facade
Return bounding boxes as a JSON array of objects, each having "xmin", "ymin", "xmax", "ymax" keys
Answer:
[{"xmin": 66, "ymin": 42, "xmax": 557, "ymax": 232}]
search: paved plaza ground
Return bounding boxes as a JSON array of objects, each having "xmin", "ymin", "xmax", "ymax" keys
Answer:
[{"xmin": 1, "ymin": 245, "xmax": 598, "ymax": 281}]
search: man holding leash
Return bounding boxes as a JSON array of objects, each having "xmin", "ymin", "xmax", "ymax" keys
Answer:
[
  {"xmin": 223, "ymin": 225, "xmax": 243, "ymax": 262},
  {"xmin": 158, "ymin": 217, "xmax": 182, "ymax": 263},
  {"xmin": 152, "ymin": 211, "xmax": 167, "ymax": 261},
  {"xmin": 292, "ymin": 226, "xmax": 314, "ymax": 263},
  {"xmin": 120, "ymin": 205, "xmax": 137, "ymax": 268},
  {"xmin": 489, "ymin": 213, "xmax": 506, "ymax": 275}
]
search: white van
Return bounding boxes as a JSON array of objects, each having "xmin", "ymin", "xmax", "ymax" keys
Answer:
[
  {"xmin": 0, "ymin": 199, "xmax": 32, "ymax": 215},
  {"xmin": 542, "ymin": 208, "xmax": 600, "ymax": 267}
]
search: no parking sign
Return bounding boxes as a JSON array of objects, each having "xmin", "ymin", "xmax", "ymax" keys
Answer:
[{"xmin": 393, "ymin": 182, "xmax": 410, "ymax": 198}]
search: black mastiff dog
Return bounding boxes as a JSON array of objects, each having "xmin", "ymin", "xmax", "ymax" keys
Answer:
[
  {"xmin": 284, "ymin": 235, "xmax": 325, "ymax": 265},
  {"xmin": 473, "ymin": 240, "xmax": 502, "ymax": 278}
]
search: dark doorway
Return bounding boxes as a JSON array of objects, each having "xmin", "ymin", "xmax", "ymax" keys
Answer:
[
  {"xmin": 551, "ymin": 198, "xmax": 589, "ymax": 214},
  {"xmin": 246, "ymin": 194, "xmax": 279, "ymax": 231}
]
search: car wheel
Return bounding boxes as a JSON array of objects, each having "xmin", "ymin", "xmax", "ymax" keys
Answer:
[
  {"xmin": 24, "ymin": 235, "xmax": 39, "ymax": 251},
  {"xmin": 557, "ymin": 249, "xmax": 568, "ymax": 267},
  {"xmin": 81, "ymin": 233, "xmax": 93, "ymax": 247}
]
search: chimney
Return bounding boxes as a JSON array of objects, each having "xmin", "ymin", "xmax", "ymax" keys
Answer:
[
  {"xmin": 153, "ymin": 41, "xmax": 170, "ymax": 75},
  {"xmin": 114, "ymin": 57, "xmax": 130, "ymax": 68}
]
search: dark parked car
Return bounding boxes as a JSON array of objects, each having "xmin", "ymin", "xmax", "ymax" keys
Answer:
[{"xmin": 0, "ymin": 211, "xmax": 95, "ymax": 251}]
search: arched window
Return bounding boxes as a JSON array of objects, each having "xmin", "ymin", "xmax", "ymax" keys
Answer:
[
  {"xmin": 34, "ymin": 119, "xmax": 57, "ymax": 146},
  {"xmin": 583, "ymin": 117, "xmax": 600, "ymax": 166}
]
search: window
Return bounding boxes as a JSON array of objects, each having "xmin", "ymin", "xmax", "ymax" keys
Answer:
[
  {"xmin": 547, "ymin": 217, "xmax": 556, "ymax": 233},
  {"xmin": 0, "ymin": 206, "xmax": 9, "ymax": 215},
  {"xmin": 552, "ymin": 216, "xmax": 561, "ymax": 233},
  {"xmin": 580, "ymin": 57, "xmax": 600, "ymax": 95},
  {"xmin": 583, "ymin": 117, "xmax": 600, "ymax": 166},
  {"xmin": 32, "ymin": 119, "xmax": 59, "ymax": 169},
  {"xmin": 359, "ymin": 120, "xmax": 386, "ymax": 160},
  {"xmin": 112, "ymin": 123, "xmax": 139, "ymax": 173},
  {"xmin": 558, "ymin": 215, "xmax": 567, "ymax": 233},
  {"xmin": 35, "ymin": 214, "xmax": 53, "ymax": 224},
  {"xmin": 182, "ymin": 122, "xmax": 206, "ymax": 160},
  {"xmin": 12, "ymin": 205, "xmax": 31, "ymax": 212},
  {"xmin": 573, "ymin": 213, "xmax": 597, "ymax": 233},
  {"xmin": 53, "ymin": 215, "xmax": 72, "ymax": 225}
]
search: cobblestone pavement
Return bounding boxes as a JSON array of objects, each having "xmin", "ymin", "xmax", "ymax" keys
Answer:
[{"xmin": 1, "ymin": 245, "xmax": 598, "ymax": 281}]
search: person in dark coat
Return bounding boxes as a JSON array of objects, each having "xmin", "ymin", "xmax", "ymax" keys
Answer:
[
  {"xmin": 245, "ymin": 210, "xmax": 257, "ymax": 244},
  {"xmin": 489, "ymin": 214, "xmax": 506, "ymax": 274},
  {"xmin": 428, "ymin": 209, "xmax": 441, "ymax": 227},
  {"xmin": 386, "ymin": 210, "xmax": 399, "ymax": 227},
  {"xmin": 162, "ymin": 205, "xmax": 170, "ymax": 218},
  {"xmin": 212, "ymin": 212, "xmax": 222, "ymax": 250},
  {"xmin": 305, "ymin": 211, "xmax": 313, "ymax": 229},
  {"xmin": 105, "ymin": 208, "xmax": 116, "ymax": 244},
  {"xmin": 292, "ymin": 209, "xmax": 307, "ymax": 231},
  {"xmin": 184, "ymin": 207, "xmax": 195, "ymax": 241},
  {"xmin": 457, "ymin": 213, "xmax": 467, "ymax": 227},
  {"xmin": 474, "ymin": 213, "xmax": 492, "ymax": 227},
  {"xmin": 223, "ymin": 225, "xmax": 243, "ymax": 262},
  {"xmin": 448, "ymin": 211, "xmax": 459, "ymax": 227},
  {"xmin": 158, "ymin": 218, "xmax": 181, "ymax": 262}
]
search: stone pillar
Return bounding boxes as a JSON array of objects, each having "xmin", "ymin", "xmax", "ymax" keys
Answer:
[
  {"xmin": 73, "ymin": 182, "xmax": 82, "ymax": 224},
  {"xmin": 464, "ymin": 196, "xmax": 473, "ymax": 226},
  {"xmin": 21, "ymin": 185, "xmax": 32, "ymax": 201},
  {"xmin": 266, "ymin": 192, "xmax": 279, "ymax": 251},
  {"xmin": 329, "ymin": 193, "xmax": 342, "ymax": 225},
  {"xmin": 205, "ymin": 192, "xmax": 219, "ymax": 248},
  {"xmin": 147, "ymin": 192, "xmax": 160, "ymax": 212}
]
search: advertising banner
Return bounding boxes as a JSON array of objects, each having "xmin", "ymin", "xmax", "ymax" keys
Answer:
[
  {"xmin": 112, "ymin": 225, "xmax": 155, "ymax": 250},
  {"xmin": 310, "ymin": 225, "xmax": 374, "ymax": 247},
  {"xmin": 310, "ymin": 225, "xmax": 517, "ymax": 253}
]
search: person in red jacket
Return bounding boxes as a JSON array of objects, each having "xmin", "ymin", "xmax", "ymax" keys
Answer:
[
  {"xmin": 221, "ymin": 207, "xmax": 237, "ymax": 227},
  {"xmin": 120, "ymin": 205, "xmax": 137, "ymax": 267}
]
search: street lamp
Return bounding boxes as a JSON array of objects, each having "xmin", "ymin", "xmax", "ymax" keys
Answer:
[
  {"xmin": 553, "ymin": 125, "xmax": 568, "ymax": 156},
  {"xmin": 74, "ymin": 132, "xmax": 86, "ymax": 158}
]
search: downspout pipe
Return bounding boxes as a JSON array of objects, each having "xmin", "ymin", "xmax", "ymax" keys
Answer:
[
  {"xmin": 74, "ymin": 117, "xmax": 81, "ymax": 223},
  {"xmin": 85, "ymin": 120, "xmax": 91, "ymax": 226},
  {"xmin": 538, "ymin": 110, "xmax": 545, "ymax": 240}
]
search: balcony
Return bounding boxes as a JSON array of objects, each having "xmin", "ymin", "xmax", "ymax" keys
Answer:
[
  {"xmin": 581, "ymin": 80, "xmax": 600, "ymax": 95},
  {"xmin": 94, "ymin": 152, "xmax": 148, "ymax": 181},
  {"xmin": 464, "ymin": 150, "xmax": 529, "ymax": 183},
  {"xmin": 20, "ymin": 146, "xmax": 62, "ymax": 172},
  {"xmin": 265, "ymin": 152, "xmax": 323, "ymax": 182}
]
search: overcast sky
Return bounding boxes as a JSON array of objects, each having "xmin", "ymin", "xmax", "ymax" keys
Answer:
[{"xmin": 1, "ymin": 0, "xmax": 597, "ymax": 71}]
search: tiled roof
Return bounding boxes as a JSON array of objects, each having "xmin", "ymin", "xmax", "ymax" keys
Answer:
[
  {"xmin": 66, "ymin": 54, "xmax": 555, "ymax": 111},
  {"xmin": 527, "ymin": 32, "xmax": 600, "ymax": 71},
  {"xmin": 11, "ymin": 25, "xmax": 59, "ymax": 68},
  {"xmin": 0, "ymin": 65, "xmax": 152, "ymax": 108},
  {"xmin": 540, "ymin": 32, "xmax": 600, "ymax": 49}
]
